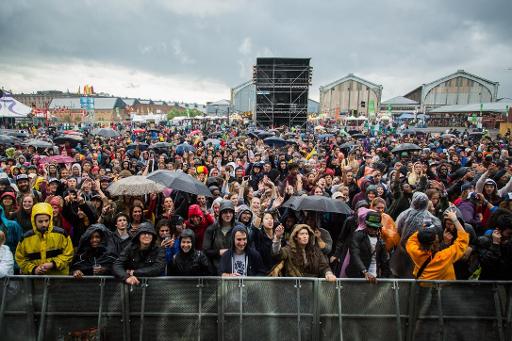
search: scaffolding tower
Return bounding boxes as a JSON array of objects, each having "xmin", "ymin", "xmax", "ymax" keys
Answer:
[{"xmin": 253, "ymin": 58, "xmax": 312, "ymax": 127}]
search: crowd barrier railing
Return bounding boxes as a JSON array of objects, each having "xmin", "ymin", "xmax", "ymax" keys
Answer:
[{"xmin": 0, "ymin": 276, "xmax": 510, "ymax": 341}]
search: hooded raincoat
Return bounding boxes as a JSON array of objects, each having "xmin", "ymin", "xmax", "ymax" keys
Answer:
[
  {"xmin": 71, "ymin": 224, "xmax": 118, "ymax": 276},
  {"xmin": 171, "ymin": 229, "xmax": 210, "ymax": 276},
  {"xmin": 112, "ymin": 222, "xmax": 165, "ymax": 281},
  {"xmin": 15, "ymin": 203, "xmax": 74, "ymax": 275}
]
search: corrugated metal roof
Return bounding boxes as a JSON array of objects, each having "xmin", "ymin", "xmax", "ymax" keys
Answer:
[
  {"xmin": 425, "ymin": 69, "xmax": 499, "ymax": 88},
  {"xmin": 121, "ymin": 98, "xmax": 138, "ymax": 106},
  {"xmin": 429, "ymin": 101, "xmax": 510, "ymax": 113},
  {"xmin": 320, "ymin": 73, "xmax": 382, "ymax": 92},
  {"xmin": 381, "ymin": 96, "xmax": 419, "ymax": 105}
]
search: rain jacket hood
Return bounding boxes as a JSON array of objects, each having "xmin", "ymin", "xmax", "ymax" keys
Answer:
[
  {"xmin": 236, "ymin": 204, "xmax": 253, "ymax": 224},
  {"xmin": 31, "ymin": 202, "xmax": 54, "ymax": 234},
  {"xmin": 188, "ymin": 204, "xmax": 205, "ymax": 220},
  {"xmin": 180, "ymin": 228, "xmax": 196, "ymax": 251},
  {"xmin": 288, "ymin": 224, "xmax": 316, "ymax": 250},
  {"xmin": 131, "ymin": 222, "xmax": 157, "ymax": 244},
  {"xmin": 229, "ymin": 225, "xmax": 249, "ymax": 251}
]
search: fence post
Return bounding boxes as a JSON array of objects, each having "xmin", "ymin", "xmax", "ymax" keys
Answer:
[
  {"xmin": 295, "ymin": 279, "xmax": 302, "ymax": 341},
  {"xmin": 405, "ymin": 281, "xmax": 418, "ymax": 341},
  {"xmin": 120, "ymin": 283, "xmax": 131, "ymax": 341},
  {"xmin": 36, "ymin": 277, "xmax": 50, "ymax": 341},
  {"xmin": 0, "ymin": 277, "xmax": 9, "ymax": 335},
  {"xmin": 392, "ymin": 281, "xmax": 403, "ymax": 341},
  {"xmin": 435, "ymin": 283, "xmax": 445, "ymax": 341},
  {"xmin": 138, "ymin": 278, "xmax": 148, "ymax": 341},
  {"xmin": 238, "ymin": 278, "xmax": 244, "ymax": 341},
  {"xmin": 312, "ymin": 279, "xmax": 321, "ymax": 341},
  {"xmin": 217, "ymin": 279, "xmax": 225, "ymax": 341},
  {"xmin": 196, "ymin": 278, "xmax": 204, "ymax": 341},
  {"xmin": 336, "ymin": 280, "xmax": 343, "ymax": 341},
  {"xmin": 506, "ymin": 283, "xmax": 512, "ymax": 341},
  {"xmin": 96, "ymin": 277, "xmax": 106, "ymax": 341},
  {"xmin": 493, "ymin": 283, "xmax": 505, "ymax": 341}
]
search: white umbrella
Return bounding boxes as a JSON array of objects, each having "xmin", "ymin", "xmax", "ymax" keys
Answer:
[{"xmin": 108, "ymin": 175, "xmax": 165, "ymax": 196}]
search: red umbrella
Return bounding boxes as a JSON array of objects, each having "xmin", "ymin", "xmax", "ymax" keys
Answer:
[{"xmin": 40, "ymin": 155, "xmax": 75, "ymax": 164}]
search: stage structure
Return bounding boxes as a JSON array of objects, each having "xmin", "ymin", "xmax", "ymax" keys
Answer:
[{"xmin": 253, "ymin": 58, "xmax": 312, "ymax": 127}]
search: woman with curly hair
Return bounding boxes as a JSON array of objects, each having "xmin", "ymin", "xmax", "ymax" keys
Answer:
[{"xmin": 272, "ymin": 223, "xmax": 336, "ymax": 281}]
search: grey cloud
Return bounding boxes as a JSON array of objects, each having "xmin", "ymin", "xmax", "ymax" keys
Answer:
[{"xmin": 0, "ymin": 0, "xmax": 511, "ymax": 100}]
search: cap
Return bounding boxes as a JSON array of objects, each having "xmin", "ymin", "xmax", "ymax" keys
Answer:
[
  {"xmin": 355, "ymin": 200, "xmax": 369, "ymax": 210},
  {"xmin": 418, "ymin": 228, "xmax": 437, "ymax": 246},
  {"xmin": 460, "ymin": 182, "xmax": 474, "ymax": 192},
  {"xmin": 48, "ymin": 178, "xmax": 60, "ymax": 184},
  {"xmin": 484, "ymin": 179, "xmax": 497, "ymax": 187},
  {"xmin": 365, "ymin": 211, "xmax": 382, "ymax": 229},
  {"xmin": 16, "ymin": 174, "xmax": 29, "ymax": 182}
]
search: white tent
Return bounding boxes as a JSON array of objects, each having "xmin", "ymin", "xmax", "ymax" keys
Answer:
[{"xmin": 0, "ymin": 95, "xmax": 32, "ymax": 118}]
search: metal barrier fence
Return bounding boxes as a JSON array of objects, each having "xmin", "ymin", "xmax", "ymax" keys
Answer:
[{"xmin": 0, "ymin": 276, "xmax": 510, "ymax": 341}]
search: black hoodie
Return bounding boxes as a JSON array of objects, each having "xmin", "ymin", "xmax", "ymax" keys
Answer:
[
  {"xmin": 171, "ymin": 229, "xmax": 210, "ymax": 276},
  {"xmin": 218, "ymin": 225, "xmax": 266, "ymax": 276},
  {"xmin": 70, "ymin": 224, "xmax": 118, "ymax": 275},
  {"xmin": 112, "ymin": 222, "xmax": 165, "ymax": 281}
]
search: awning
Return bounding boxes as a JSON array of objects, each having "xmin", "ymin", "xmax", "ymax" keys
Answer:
[{"xmin": 0, "ymin": 95, "xmax": 32, "ymax": 118}]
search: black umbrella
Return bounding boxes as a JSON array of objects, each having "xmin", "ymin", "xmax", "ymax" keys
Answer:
[
  {"xmin": 53, "ymin": 135, "xmax": 84, "ymax": 146},
  {"xmin": 23, "ymin": 139, "xmax": 54, "ymax": 149},
  {"xmin": 147, "ymin": 170, "xmax": 212, "ymax": 197},
  {"xmin": 347, "ymin": 130, "xmax": 361, "ymax": 136},
  {"xmin": 149, "ymin": 142, "xmax": 172, "ymax": 150},
  {"xmin": 282, "ymin": 195, "xmax": 352, "ymax": 214},
  {"xmin": 126, "ymin": 143, "xmax": 149, "ymax": 151},
  {"xmin": 391, "ymin": 143, "xmax": 422, "ymax": 153},
  {"xmin": 257, "ymin": 132, "xmax": 275, "ymax": 139},
  {"xmin": 263, "ymin": 137, "xmax": 294, "ymax": 147},
  {"xmin": 401, "ymin": 129, "xmax": 417, "ymax": 136},
  {"xmin": 352, "ymin": 133, "xmax": 366, "ymax": 139},
  {"xmin": 247, "ymin": 130, "xmax": 264, "ymax": 138},
  {"xmin": 91, "ymin": 128, "xmax": 120, "ymax": 138}
]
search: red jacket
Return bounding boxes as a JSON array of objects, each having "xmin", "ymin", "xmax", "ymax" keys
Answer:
[{"xmin": 185, "ymin": 204, "xmax": 214, "ymax": 250}]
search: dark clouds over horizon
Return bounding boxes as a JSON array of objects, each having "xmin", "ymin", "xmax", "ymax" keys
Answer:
[{"xmin": 1, "ymin": 0, "xmax": 511, "ymax": 103}]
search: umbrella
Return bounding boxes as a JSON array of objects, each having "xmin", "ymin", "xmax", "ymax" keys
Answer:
[
  {"xmin": 149, "ymin": 142, "xmax": 172, "ymax": 150},
  {"xmin": 176, "ymin": 143, "xmax": 196, "ymax": 155},
  {"xmin": 347, "ymin": 130, "xmax": 361, "ymax": 136},
  {"xmin": 91, "ymin": 128, "xmax": 120, "ymax": 138},
  {"xmin": 108, "ymin": 175, "xmax": 164, "ymax": 196},
  {"xmin": 188, "ymin": 129, "xmax": 202, "ymax": 136},
  {"xmin": 352, "ymin": 133, "xmax": 366, "ymax": 139},
  {"xmin": 247, "ymin": 130, "xmax": 264, "ymax": 138},
  {"xmin": 317, "ymin": 134, "xmax": 335, "ymax": 140},
  {"xmin": 204, "ymin": 138, "xmax": 221, "ymax": 146},
  {"xmin": 40, "ymin": 155, "xmax": 75, "ymax": 164},
  {"xmin": 469, "ymin": 132, "xmax": 484, "ymax": 137},
  {"xmin": 23, "ymin": 139, "xmax": 53, "ymax": 149},
  {"xmin": 0, "ymin": 134, "xmax": 15, "ymax": 145},
  {"xmin": 263, "ymin": 137, "xmax": 293, "ymax": 147},
  {"xmin": 391, "ymin": 143, "xmax": 422, "ymax": 153},
  {"xmin": 257, "ymin": 132, "xmax": 275, "ymax": 139},
  {"xmin": 282, "ymin": 195, "xmax": 352, "ymax": 214},
  {"xmin": 340, "ymin": 142, "xmax": 355, "ymax": 149},
  {"xmin": 208, "ymin": 132, "xmax": 223, "ymax": 138},
  {"xmin": 126, "ymin": 143, "xmax": 149, "ymax": 151},
  {"xmin": 400, "ymin": 129, "xmax": 417, "ymax": 136},
  {"xmin": 53, "ymin": 135, "xmax": 84, "ymax": 146},
  {"xmin": 441, "ymin": 133, "xmax": 456, "ymax": 139},
  {"xmin": 147, "ymin": 170, "xmax": 212, "ymax": 197}
]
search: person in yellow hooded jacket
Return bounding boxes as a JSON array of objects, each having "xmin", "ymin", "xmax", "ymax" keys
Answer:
[{"xmin": 15, "ymin": 202, "xmax": 74, "ymax": 275}]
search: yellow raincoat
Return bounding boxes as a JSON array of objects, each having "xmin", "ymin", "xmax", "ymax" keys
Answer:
[{"xmin": 15, "ymin": 203, "xmax": 74, "ymax": 275}]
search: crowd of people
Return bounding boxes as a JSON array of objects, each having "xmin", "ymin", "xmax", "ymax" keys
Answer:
[{"xmin": 0, "ymin": 120, "xmax": 511, "ymax": 286}]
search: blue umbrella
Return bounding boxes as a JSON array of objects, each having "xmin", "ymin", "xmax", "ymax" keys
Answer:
[
  {"xmin": 176, "ymin": 143, "xmax": 196, "ymax": 155},
  {"xmin": 317, "ymin": 133, "xmax": 334, "ymax": 140}
]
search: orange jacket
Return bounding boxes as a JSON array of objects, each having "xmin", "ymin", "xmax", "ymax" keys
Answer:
[{"xmin": 406, "ymin": 230, "xmax": 469, "ymax": 280}]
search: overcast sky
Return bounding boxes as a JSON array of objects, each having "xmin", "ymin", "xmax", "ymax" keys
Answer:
[{"xmin": 1, "ymin": 0, "xmax": 511, "ymax": 103}]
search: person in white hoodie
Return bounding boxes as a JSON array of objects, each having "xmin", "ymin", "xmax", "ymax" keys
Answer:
[{"xmin": 0, "ymin": 230, "xmax": 14, "ymax": 277}]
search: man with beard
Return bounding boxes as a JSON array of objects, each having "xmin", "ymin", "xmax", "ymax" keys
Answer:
[{"xmin": 15, "ymin": 174, "xmax": 41, "ymax": 203}]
